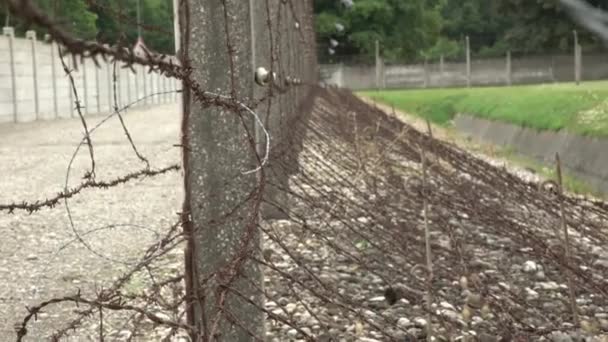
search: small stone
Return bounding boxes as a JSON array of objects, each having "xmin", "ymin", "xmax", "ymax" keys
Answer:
[
  {"xmin": 368, "ymin": 296, "xmax": 385, "ymax": 302},
  {"xmin": 525, "ymin": 287, "xmax": 539, "ymax": 300},
  {"xmin": 549, "ymin": 331, "xmax": 573, "ymax": 342},
  {"xmin": 599, "ymin": 319, "xmax": 608, "ymax": 331},
  {"xmin": 287, "ymin": 329, "xmax": 298, "ymax": 338},
  {"xmin": 26, "ymin": 254, "xmax": 38, "ymax": 261},
  {"xmin": 397, "ymin": 317, "xmax": 412, "ymax": 328},
  {"xmin": 535, "ymin": 271, "xmax": 546, "ymax": 280},
  {"xmin": 593, "ymin": 259, "xmax": 608, "ymax": 269},
  {"xmin": 285, "ymin": 303, "xmax": 297, "ymax": 314},
  {"xmin": 523, "ymin": 261, "xmax": 538, "ymax": 273},
  {"xmin": 536, "ymin": 281, "xmax": 560, "ymax": 291},
  {"xmin": 414, "ymin": 317, "xmax": 427, "ymax": 327},
  {"xmin": 440, "ymin": 301, "xmax": 456, "ymax": 311},
  {"xmin": 466, "ymin": 292, "xmax": 484, "ymax": 308}
]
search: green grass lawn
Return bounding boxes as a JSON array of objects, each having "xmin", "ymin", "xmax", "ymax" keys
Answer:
[{"xmin": 360, "ymin": 81, "xmax": 608, "ymax": 137}]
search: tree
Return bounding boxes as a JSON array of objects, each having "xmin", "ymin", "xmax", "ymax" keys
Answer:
[
  {"xmin": 1, "ymin": 0, "xmax": 97, "ymax": 39},
  {"xmin": 90, "ymin": 0, "xmax": 175, "ymax": 54},
  {"xmin": 314, "ymin": 0, "xmax": 442, "ymax": 63}
]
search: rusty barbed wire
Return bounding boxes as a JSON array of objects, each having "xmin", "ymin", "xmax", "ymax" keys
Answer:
[{"xmin": 5, "ymin": 0, "xmax": 608, "ymax": 341}]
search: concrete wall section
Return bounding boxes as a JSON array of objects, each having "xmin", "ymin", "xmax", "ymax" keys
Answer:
[
  {"xmin": 320, "ymin": 52, "xmax": 608, "ymax": 90},
  {"xmin": 0, "ymin": 29, "xmax": 178, "ymax": 125},
  {"xmin": 454, "ymin": 114, "xmax": 608, "ymax": 194}
]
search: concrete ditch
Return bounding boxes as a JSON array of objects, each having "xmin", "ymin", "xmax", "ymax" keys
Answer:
[{"xmin": 453, "ymin": 114, "xmax": 608, "ymax": 193}]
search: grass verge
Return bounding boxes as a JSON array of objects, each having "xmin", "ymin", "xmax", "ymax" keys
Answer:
[{"xmin": 360, "ymin": 81, "xmax": 608, "ymax": 137}]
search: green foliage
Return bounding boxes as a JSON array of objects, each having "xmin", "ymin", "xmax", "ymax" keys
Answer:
[
  {"xmin": 92, "ymin": 0, "xmax": 175, "ymax": 54},
  {"xmin": 315, "ymin": 0, "xmax": 608, "ymax": 63},
  {"xmin": 314, "ymin": 0, "xmax": 442, "ymax": 63},
  {"xmin": 2, "ymin": 0, "xmax": 98, "ymax": 39},
  {"xmin": 2, "ymin": 0, "xmax": 174, "ymax": 54},
  {"xmin": 360, "ymin": 81, "xmax": 608, "ymax": 137}
]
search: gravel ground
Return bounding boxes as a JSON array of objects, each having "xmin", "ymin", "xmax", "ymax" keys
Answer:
[
  {"xmin": 0, "ymin": 104, "xmax": 183, "ymax": 341},
  {"xmin": 3, "ymin": 93, "xmax": 608, "ymax": 342}
]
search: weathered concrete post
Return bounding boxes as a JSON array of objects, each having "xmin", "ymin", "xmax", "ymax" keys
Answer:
[
  {"xmin": 506, "ymin": 50, "xmax": 512, "ymax": 86},
  {"xmin": 126, "ymin": 68, "xmax": 132, "ymax": 110},
  {"xmin": 574, "ymin": 30, "xmax": 581, "ymax": 85},
  {"xmin": 26, "ymin": 30, "xmax": 40, "ymax": 119},
  {"xmin": 375, "ymin": 39, "xmax": 381, "ymax": 90},
  {"xmin": 134, "ymin": 66, "xmax": 140, "ymax": 107},
  {"xmin": 423, "ymin": 58, "xmax": 429, "ymax": 88},
  {"xmin": 439, "ymin": 54, "xmax": 445, "ymax": 87},
  {"xmin": 142, "ymin": 65, "xmax": 148, "ymax": 105},
  {"xmin": 465, "ymin": 36, "xmax": 471, "ymax": 88},
  {"xmin": 4, "ymin": 27, "xmax": 17, "ymax": 122},
  {"xmin": 82, "ymin": 58, "xmax": 89, "ymax": 115},
  {"xmin": 68, "ymin": 56, "xmax": 74, "ymax": 118},
  {"xmin": 106, "ymin": 60, "xmax": 112, "ymax": 112},
  {"xmin": 47, "ymin": 34, "xmax": 59, "ymax": 118},
  {"xmin": 95, "ymin": 60, "xmax": 101, "ymax": 113},
  {"xmin": 181, "ymin": 0, "xmax": 263, "ymax": 340}
]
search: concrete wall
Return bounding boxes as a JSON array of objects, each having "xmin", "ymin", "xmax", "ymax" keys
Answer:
[
  {"xmin": 454, "ymin": 114, "xmax": 608, "ymax": 194},
  {"xmin": 0, "ymin": 27, "xmax": 179, "ymax": 124},
  {"xmin": 320, "ymin": 52, "xmax": 608, "ymax": 90}
]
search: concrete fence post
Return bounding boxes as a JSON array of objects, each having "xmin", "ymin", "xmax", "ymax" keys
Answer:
[
  {"xmin": 95, "ymin": 61, "xmax": 101, "ymax": 113},
  {"xmin": 82, "ymin": 58, "xmax": 89, "ymax": 115},
  {"xmin": 106, "ymin": 61, "xmax": 112, "ymax": 112},
  {"xmin": 47, "ymin": 35, "xmax": 59, "ymax": 118},
  {"xmin": 26, "ymin": 30, "xmax": 40, "ymax": 120},
  {"xmin": 506, "ymin": 50, "xmax": 512, "ymax": 86},
  {"xmin": 423, "ymin": 58, "xmax": 429, "ymax": 88},
  {"xmin": 375, "ymin": 39, "xmax": 381, "ymax": 90},
  {"xmin": 576, "ymin": 44, "xmax": 582, "ymax": 84},
  {"xmin": 439, "ymin": 54, "xmax": 445, "ymax": 87},
  {"xmin": 142, "ymin": 65, "xmax": 148, "ymax": 105},
  {"xmin": 68, "ymin": 54, "xmax": 74, "ymax": 118},
  {"xmin": 180, "ymin": 0, "xmax": 263, "ymax": 339},
  {"xmin": 116, "ymin": 66, "xmax": 122, "ymax": 109},
  {"xmin": 134, "ymin": 67, "xmax": 139, "ymax": 108},
  {"xmin": 154, "ymin": 72, "xmax": 163, "ymax": 104},
  {"xmin": 574, "ymin": 30, "xmax": 580, "ymax": 85},
  {"xmin": 465, "ymin": 36, "xmax": 471, "ymax": 88},
  {"xmin": 161, "ymin": 75, "xmax": 165, "ymax": 103},
  {"xmin": 4, "ymin": 27, "xmax": 17, "ymax": 122},
  {"xmin": 126, "ymin": 67, "xmax": 132, "ymax": 110}
]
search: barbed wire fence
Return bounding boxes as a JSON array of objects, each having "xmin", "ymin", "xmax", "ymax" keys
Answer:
[{"xmin": 4, "ymin": 0, "xmax": 608, "ymax": 341}]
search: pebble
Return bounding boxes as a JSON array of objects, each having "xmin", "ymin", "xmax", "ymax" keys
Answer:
[
  {"xmin": 536, "ymin": 281, "xmax": 561, "ymax": 291},
  {"xmin": 397, "ymin": 317, "xmax": 412, "ymax": 328},
  {"xmin": 523, "ymin": 260, "xmax": 538, "ymax": 273},
  {"xmin": 285, "ymin": 303, "xmax": 297, "ymax": 314},
  {"xmin": 414, "ymin": 317, "xmax": 427, "ymax": 327},
  {"xmin": 525, "ymin": 287, "xmax": 540, "ymax": 300}
]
